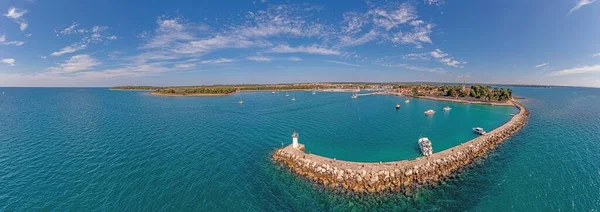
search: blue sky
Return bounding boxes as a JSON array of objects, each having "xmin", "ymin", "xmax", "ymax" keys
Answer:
[{"xmin": 1, "ymin": 0, "xmax": 599, "ymax": 87}]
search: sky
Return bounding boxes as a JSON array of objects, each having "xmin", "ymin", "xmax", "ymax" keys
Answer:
[{"xmin": 0, "ymin": 0, "xmax": 599, "ymax": 87}]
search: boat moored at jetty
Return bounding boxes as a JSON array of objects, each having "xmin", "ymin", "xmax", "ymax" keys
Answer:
[
  {"xmin": 473, "ymin": 127, "xmax": 486, "ymax": 135},
  {"xmin": 424, "ymin": 109, "xmax": 435, "ymax": 115},
  {"xmin": 418, "ymin": 137, "xmax": 433, "ymax": 156}
]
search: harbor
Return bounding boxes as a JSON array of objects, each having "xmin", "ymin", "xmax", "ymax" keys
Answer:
[{"xmin": 273, "ymin": 100, "xmax": 529, "ymax": 194}]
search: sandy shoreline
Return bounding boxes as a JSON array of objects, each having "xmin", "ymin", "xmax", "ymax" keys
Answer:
[{"xmin": 273, "ymin": 100, "xmax": 529, "ymax": 194}]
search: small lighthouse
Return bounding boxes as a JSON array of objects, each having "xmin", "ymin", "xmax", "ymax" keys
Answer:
[{"xmin": 292, "ymin": 130, "xmax": 299, "ymax": 148}]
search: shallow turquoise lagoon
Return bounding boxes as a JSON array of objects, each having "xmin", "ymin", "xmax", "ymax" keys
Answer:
[{"xmin": 0, "ymin": 87, "xmax": 599, "ymax": 211}]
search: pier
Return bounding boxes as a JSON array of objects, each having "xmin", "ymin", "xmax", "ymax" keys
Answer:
[{"xmin": 272, "ymin": 100, "xmax": 529, "ymax": 194}]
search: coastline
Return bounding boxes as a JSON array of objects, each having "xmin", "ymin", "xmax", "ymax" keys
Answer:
[
  {"xmin": 150, "ymin": 92, "xmax": 234, "ymax": 97},
  {"xmin": 382, "ymin": 92, "xmax": 514, "ymax": 106},
  {"xmin": 272, "ymin": 100, "xmax": 529, "ymax": 194}
]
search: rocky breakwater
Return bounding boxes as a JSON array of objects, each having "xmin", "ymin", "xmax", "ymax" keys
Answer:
[{"xmin": 272, "ymin": 101, "xmax": 529, "ymax": 194}]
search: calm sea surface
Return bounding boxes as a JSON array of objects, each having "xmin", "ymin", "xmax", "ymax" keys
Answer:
[{"xmin": 0, "ymin": 87, "xmax": 598, "ymax": 211}]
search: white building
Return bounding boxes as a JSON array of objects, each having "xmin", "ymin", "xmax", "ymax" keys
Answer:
[{"xmin": 292, "ymin": 130, "xmax": 299, "ymax": 148}]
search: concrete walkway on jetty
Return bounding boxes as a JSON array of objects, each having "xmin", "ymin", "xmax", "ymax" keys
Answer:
[{"xmin": 273, "ymin": 100, "xmax": 529, "ymax": 194}]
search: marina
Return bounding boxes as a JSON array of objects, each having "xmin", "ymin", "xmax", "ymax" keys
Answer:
[{"xmin": 273, "ymin": 100, "xmax": 528, "ymax": 193}]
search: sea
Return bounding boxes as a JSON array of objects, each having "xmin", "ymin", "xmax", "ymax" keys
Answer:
[{"xmin": 0, "ymin": 87, "xmax": 598, "ymax": 211}]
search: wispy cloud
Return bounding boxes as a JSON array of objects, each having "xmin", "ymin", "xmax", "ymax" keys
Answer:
[
  {"xmin": 535, "ymin": 63, "xmax": 549, "ymax": 68},
  {"xmin": 324, "ymin": 60, "xmax": 362, "ymax": 67},
  {"xmin": 46, "ymin": 55, "xmax": 101, "ymax": 73},
  {"xmin": 4, "ymin": 7, "xmax": 28, "ymax": 31},
  {"xmin": 429, "ymin": 49, "xmax": 466, "ymax": 67},
  {"xmin": 247, "ymin": 56, "xmax": 272, "ymax": 62},
  {"xmin": 425, "ymin": 0, "xmax": 445, "ymax": 6},
  {"xmin": 549, "ymin": 64, "xmax": 600, "ymax": 76},
  {"xmin": 288, "ymin": 57, "xmax": 302, "ymax": 61},
  {"xmin": 271, "ymin": 44, "xmax": 341, "ymax": 55},
  {"xmin": 2, "ymin": 58, "xmax": 16, "ymax": 66},
  {"xmin": 336, "ymin": 2, "xmax": 434, "ymax": 48},
  {"xmin": 200, "ymin": 58, "xmax": 234, "ymax": 64},
  {"xmin": 568, "ymin": 0, "xmax": 597, "ymax": 15},
  {"xmin": 0, "ymin": 34, "xmax": 25, "ymax": 46},
  {"xmin": 51, "ymin": 42, "xmax": 88, "ymax": 56},
  {"xmin": 51, "ymin": 25, "xmax": 115, "ymax": 56},
  {"xmin": 593, "ymin": 53, "xmax": 600, "ymax": 57}
]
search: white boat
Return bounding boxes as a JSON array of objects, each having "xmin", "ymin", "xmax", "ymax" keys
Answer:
[
  {"xmin": 473, "ymin": 127, "xmax": 486, "ymax": 135},
  {"xmin": 291, "ymin": 95, "xmax": 296, "ymax": 101},
  {"xmin": 395, "ymin": 103, "xmax": 400, "ymax": 109},
  {"xmin": 285, "ymin": 92, "xmax": 289, "ymax": 97},
  {"xmin": 272, "ymin": 91, "xmax": 276, "ymax": 94},
  {"xmin": 312, "ymin": 90, "xmax": 316, "ymax": 95},
  {"xmin": 404, "ymin": 99, "xmax": 410, "ymax": 103},
  {"xmin": 351, "ymin": 93, "xmax": 358, "ymax": 99},
  {"xmin": 418, "ymin": 137, "xmax": 433, "ymax": 156},
  {"xmin": 238, "ymin": 98, "xmax": 244, "ymax": 104},
  {"xmin": 443, "ymin": 106, "xmax": 451, "ymax": 111},
  {"xmin": 424, "ymin": 109, "xmax": 435, "ymax": 115}
]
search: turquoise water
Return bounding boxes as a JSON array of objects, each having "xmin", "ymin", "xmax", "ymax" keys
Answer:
[{"xmin": 0, "ymin": 87, "xmax": 598, "ymax": 211}]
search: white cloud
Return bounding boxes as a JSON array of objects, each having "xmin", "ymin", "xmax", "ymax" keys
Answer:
[
  {"xmin": 374, "ymin": 60, "xmax": 446, "ymax": 74},
  {"xmin": 429, "ymin": 49, "xmax": 466, "ymax": 67},
  {"xmin": 568, "ymin": 0, "xmax": 597, "ymax": 16},
  {"xmin": 4, "ymin": 7, "xmax": 28, "ymax": 31},
  {"xmin": 0, "ymin": 34, "xmax": 25, "ymax": 46},
  {"xmin": 336, "ymin": 2, "xmax": 434, "ymax": 48},
  {"xmin": 46, "ymin": 54, "xmax": 101, "ymax": 73},
  {"xmin": 2, "ymin": 58, "xmax": 16, "ymax": 66},
  {"xmin": 425, "ymin": 0, "xmax": 445, "ymax": 6},
  {"xmin": 50, "ymin": 25, "xmax": 115, "ymax": 56},
  {"xmin": 324, "ymin": 60, "xmax": 362, "ymax": 67},
  {"xmin": 174, "ymin": 63, "xmax": 196, "ymax": 69},
  {"xmin": 288, "ymin": 57, "xmax": 302, "ymax": 61},
  {"xmin": 593, "ymin": 53, "xmax": 600, "ymax": 57},
  {"xmin": 535, "ymin": 63, "xmax": 549, "ymax": 68},
  {"xmin": 200, "ymin": 58, "xmax": 234, "ymax": 64},
  {"xmin": 51, "ymin": 42, "xmax": 88, "ymax": 56},
  {"xmin": 247, "ymin": 56, "xmax": 272, "ymax": 62},
  {"xmin": 369, "ymin": 3, "xmax": 417, "ymax": 30},
  {"xmin": 549, "ymin": 64, "xmax": 600, "ymax": 76},
  {"xmin": 55, "ymin": 23, "xmax": 87, "ymax": 36},
  {"xmin": 271, "ymin": 44, "xmax": 341, "ymax": 55}
]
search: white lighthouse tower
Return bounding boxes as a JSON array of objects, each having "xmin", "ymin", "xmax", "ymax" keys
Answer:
[{"xmin": 292, "ymin": 130, "xmax": 299, "ymax": 148}]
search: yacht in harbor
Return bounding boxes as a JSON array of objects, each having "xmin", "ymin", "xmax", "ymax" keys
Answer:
[
  {"xmin": 418, "ymin": 137, "xmax": 433, "ymax": 156},
  {"xmin": 443, "ymin": 106, "xmax": 451, "ymax": 111},
  {"xmin": 473, "ymin": 127, "xmax": 486, "ymax": 135},
  {"xmin": 404, "ymin": 99, "xmax": 410, "ymax": 103},
  {"xmin": 395, "ymin": 103, "xmax": 400, "ymax": 109},
  {"xmin": 291, "ymin": 95, "xmax": 296, "ymax": 101},
  {"xmin": 238, "ymin": 97, "xmax": 244, "ymax": 104},
  {"xmin": 424, "ymin": 109, "xmax": 435, "ymax": 115},
  {"xmin": 285, "ymin": 92, "xmax": 289, "ymax": 97},
  {"xmin": 351, "ymin": 93, "xmax": 358, "ymax": 99}
]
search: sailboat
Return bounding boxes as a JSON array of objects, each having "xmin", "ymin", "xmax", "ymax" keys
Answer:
[
  {"xmin": 351, "ymin": 93, "xmax": 358, "ymax": 99},
  {"xmin": 312, "ymin": 89, "xmax": 316, "ymax": 95},
  {"xmin": 238, "ymin": 97, "xmax": 244, "ymax": 104},
  {"xmin": 285, "ymin": 92, "xmax": 289, "ymax": 97},
  {"xmin": 291, "ymin": 95, "xmax": 296, "ymax": 101}
]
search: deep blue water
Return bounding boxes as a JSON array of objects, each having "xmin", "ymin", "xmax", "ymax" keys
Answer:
[{"xmin": 0, "ymin": 87, "xmax": 599, "ymax": 211}]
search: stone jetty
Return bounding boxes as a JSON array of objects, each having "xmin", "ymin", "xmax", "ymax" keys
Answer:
[{"xmin": 272, "ymin": 100, "xmax": 529, "ymax": 194}]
